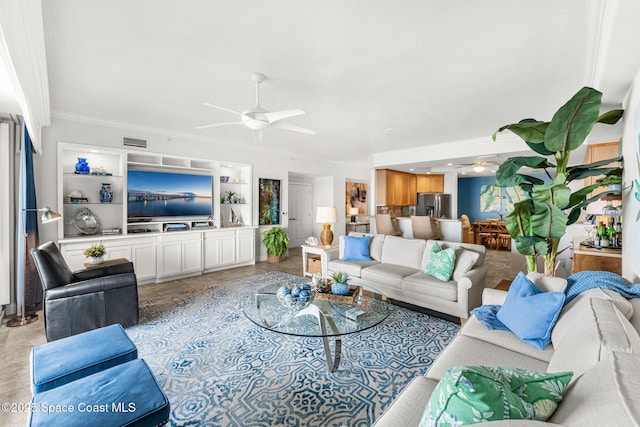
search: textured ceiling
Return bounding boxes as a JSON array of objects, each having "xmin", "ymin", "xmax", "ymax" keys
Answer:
[{"xmin": 41, "ymin": 0, "xmax": 640, "ymax": 166}]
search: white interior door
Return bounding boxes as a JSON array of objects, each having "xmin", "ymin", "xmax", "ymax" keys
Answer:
[{"xmin": 288, "ymin": 183, "xmax": 312, "ymax": 247}]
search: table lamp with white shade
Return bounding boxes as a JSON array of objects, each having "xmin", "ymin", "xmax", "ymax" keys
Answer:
[
  {"xmin": 349, "ymin": 207, "xmax": 359, "ymax": 223},
  {"xmin": 316, "ymin": 206, "xmax": 338, "ymax": 247}
]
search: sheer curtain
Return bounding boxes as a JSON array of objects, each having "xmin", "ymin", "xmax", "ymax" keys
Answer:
[{"xmin": 0, "ymin": 116, "xmax": 18, "ymax": 315}]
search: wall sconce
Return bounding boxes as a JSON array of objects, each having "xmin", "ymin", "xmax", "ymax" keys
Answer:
[
  {"xmin": 349, "ymin": 207, "xmax": 359, "ymax": 223},
  {"xmin": 316, "ymin": 206, "xmax": 338, "ymax": 247}
]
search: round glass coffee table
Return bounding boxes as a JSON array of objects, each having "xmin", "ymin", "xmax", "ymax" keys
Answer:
[{"xmin": 244, "ymin": 280, "xmax": 389, "ymax": 372}]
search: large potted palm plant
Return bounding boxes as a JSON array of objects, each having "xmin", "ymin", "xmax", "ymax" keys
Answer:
[{"xmin": 493, "ymin": 86, "xmax": 623, "ymax": 275}]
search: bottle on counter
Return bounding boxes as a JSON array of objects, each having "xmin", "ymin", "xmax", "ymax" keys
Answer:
[{"xmin": 608, "ymin": 222, "xmax": 618, "ymax": 246}]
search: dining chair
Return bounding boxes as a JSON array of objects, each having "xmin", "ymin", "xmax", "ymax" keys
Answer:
[
  {"xmin": 474, "ymin": 221, "xmax": 495, "ymax": 247},
  {"xmin": 411, "ymin": 215, "xmax": 436, "ymax": 240},
  {"xmin": 497, "ymin": 222, "xmax": 512, "ymax": 250},
  {"xmin": 374, "ymin": 214, "xmax": 402, "ymax": 236}
]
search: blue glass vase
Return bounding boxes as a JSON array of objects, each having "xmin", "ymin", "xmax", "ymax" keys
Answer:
[
  {"xmin": 75, "ymin": 157, "xmax": 90, "ymax": 173},
  {"xmin": 100, "ymin": 183, "xmax": 113, "ymax": 203}
]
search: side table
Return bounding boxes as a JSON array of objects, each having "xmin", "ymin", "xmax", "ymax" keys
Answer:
[
  {"xmin": 84, "ymin": 257, "xmax": 130, "ymax": 269},
  {"xmin": 301, "ymin": 245, "xmax": 338, "ymax": 278}
]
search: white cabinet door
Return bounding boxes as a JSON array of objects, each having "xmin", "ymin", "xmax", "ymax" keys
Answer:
[
  {"xmin": 236, "ymin": 229, "xmax": 255, "ymax": 263},
  {"xmin": 204, "ymin": 230, "xmax": 236, "ymax": 268},
  {"xmin": 157, "ymin": 240, "xmax": 183, "ymax": 277},
  {"xmin": 131, "ymin": 243, "xmax": 157, "ymax": 281},
  {"xmin": 182, "ymin": 238, "xmax": 203, "ymax": 273},
  {"xmin": 106, "ymin": 245, "xmax": 132, "ymax": 261}
]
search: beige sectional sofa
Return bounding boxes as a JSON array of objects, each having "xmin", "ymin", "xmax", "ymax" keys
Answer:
[
  {"xmin": 374, "ymin": 276, "xmax": 640, "ymax": 426},
  {"xmin": 327, "ymin": 233, "xmax": 487, "ymax": 319}
]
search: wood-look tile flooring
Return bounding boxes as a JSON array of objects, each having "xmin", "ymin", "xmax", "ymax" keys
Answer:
[{"xmin": 0, "ymin": 247, "xmax": 511, "ymax": 426}]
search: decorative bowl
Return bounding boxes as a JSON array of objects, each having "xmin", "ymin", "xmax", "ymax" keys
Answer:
[
  {"xmin": 220, "ymin": 176, "xmax": 230, "ymax": 183},
  {"xmin": 276, "ymin": 283, "xmax": 316, "ymax": 309},
  {"xmin": 331, "ymin": 282, "xmax": 351, "ymax": 296}
]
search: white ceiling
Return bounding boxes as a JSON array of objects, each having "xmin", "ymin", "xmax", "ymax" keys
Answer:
[{"xmin": 40, "ymin": 0, "xmax": 640, "ymax": 168}]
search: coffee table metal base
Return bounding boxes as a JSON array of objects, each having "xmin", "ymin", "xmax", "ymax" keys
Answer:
[
  {"xmin": 297, "ymin": 304, "xmax": 342, "ymax": 372},
  {"xmin": 254, "ymin": 293, "xmax": 342, "ymax": 372}
]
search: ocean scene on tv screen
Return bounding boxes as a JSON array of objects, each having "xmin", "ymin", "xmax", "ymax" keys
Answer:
[{"xmin": 127, "ymin": 170, "xmax": 213, "ymax": 217}]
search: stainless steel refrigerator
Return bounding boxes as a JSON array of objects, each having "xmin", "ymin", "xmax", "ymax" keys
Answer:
[{"xmin": 416, "ymin": 193, "xmax": 452, "ymax": 218}]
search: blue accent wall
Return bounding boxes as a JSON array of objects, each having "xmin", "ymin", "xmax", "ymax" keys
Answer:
[{"xmin": 458, "ymin": 176, "xmax": 498, "ymax": 223}]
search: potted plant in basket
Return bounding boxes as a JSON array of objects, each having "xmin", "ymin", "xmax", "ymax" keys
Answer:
[
  {"xmin": 262, "ymin": 226, "xmax": 290, "ymax": 263},
  {"xmin": 84, "ymin": 243, "xmax": 106, "ymax": 265},
  {"xmin": 492, "ymin": 86, "xmax": 623, "ymax": 275}
]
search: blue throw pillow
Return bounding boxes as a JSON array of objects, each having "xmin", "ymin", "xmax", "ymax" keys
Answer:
[
  {"xmin": 496, "ymin": 271, "xmax": 565, "ymax": 349},
  {"xmin": 342, "ymin": 235, "xmax": 372, "ymax": 261}
]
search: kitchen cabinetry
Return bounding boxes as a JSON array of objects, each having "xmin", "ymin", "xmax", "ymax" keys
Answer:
[
  {"xmin": 584, "ymin": 142, "xmax": 620, "ymax": 197},
  {"xmin": 416, "ymin": 174, "xmax": 444, "ymax": 193},
  {"xmin": 376, "ymin": 169, "xmax": 416, "ymax": 206}
]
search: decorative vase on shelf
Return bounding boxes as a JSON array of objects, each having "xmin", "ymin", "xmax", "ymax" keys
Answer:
[
  {"xmin": 99, "ymin": 183, "xmax": 113, "ymax": 203},
  {"xmin": 75, "ymin": 157, "xmax": 90, "ymax": 173}
]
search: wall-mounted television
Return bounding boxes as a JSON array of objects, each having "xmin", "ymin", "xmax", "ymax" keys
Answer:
[{"xmin": 127, "ymin": 170, "xmax": 213, "ymax": 219}]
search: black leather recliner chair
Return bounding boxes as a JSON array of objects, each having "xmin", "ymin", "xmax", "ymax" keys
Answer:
[{"xmin": 30, "ymin": 241, "xmax": 139, "ymax": 341}]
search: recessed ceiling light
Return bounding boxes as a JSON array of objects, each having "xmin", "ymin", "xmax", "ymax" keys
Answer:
[
  {"xmin": 385, "ymin": 128, "xmax": 395, "ymax": 133},
  {"xmin": 409, "ymin": 168, "xmax": 414, "ymax": 171},
  {"xmin": 447, "ymin": 163, "xmax": 453, "ymax": 166},
  {"xmin": 461, "ymin": 172, "xmax": 467, "ymax": 175}
]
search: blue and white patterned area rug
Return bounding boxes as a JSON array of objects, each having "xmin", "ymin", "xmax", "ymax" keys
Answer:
[{"xmin": 126, "ymin": 272, "xmax": 459, "ymax": 426}]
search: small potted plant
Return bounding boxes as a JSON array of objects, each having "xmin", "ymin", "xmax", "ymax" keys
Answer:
[
  {"xmin": 84, "ymin": 243, "xmax": 106, "ymax": 265},
  {"xmin": 261, "ymin": 226, "xmax": 290, "ymax": 263},
  {"xmin": 331, "ymin": 271, "xmax": 351, "ymax": 295}
]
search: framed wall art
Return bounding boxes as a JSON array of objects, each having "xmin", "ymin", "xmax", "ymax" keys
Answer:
[{"xmin": 259, "ymin": 178, "xmax": 281, "ymax": 225}]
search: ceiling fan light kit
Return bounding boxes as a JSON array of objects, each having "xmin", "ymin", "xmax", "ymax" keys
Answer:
[{"xmin": 197, "ymin": 72, "xmax": 315, "ymax": 140}]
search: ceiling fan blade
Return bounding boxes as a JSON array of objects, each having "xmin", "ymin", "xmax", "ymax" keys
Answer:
[
  {"xmin": 202, "ymin": 102, "xmax": 244, "ymax": 117},
  {"xmin": 253, "ymin": 130, "xmax": 264, "ymax": 143},
  {"xmin": 195, "ymin": 122, "xmax": 243, "ymax": 130},
  {"xmin": 272, "ymin": 122, "xmax": 315, "ymax": 135},
  {"xmin": 264, "ymin": 109, "xmax": 305, "ymax": 124}
]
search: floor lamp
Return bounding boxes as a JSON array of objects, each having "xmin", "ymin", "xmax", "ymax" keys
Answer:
[{"xmin": 7, "ymin": 206, "xmax": 62, "ymax": 327}]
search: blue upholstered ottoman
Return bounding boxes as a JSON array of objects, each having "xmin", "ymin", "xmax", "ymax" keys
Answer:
[
  {"xmin": 28, "ymin": 358, "xmax": 170, "ymax": 427},
  {"xmin": 30, "ymin": 324, "xmax": 137, "ymax": 394}
]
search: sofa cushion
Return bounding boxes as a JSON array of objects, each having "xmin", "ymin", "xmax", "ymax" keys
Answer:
[
  {"xmin": 424, "ymin": 242, "xmax": 456, "ymax": 282},
  {"xmin": 426, "ymin": 336, "xmax": 549, "ymax": 381},
  {"xmin": 380, "ymin": 235, "xmax": 425, "ymax": 270},
  {"xmin": 549, "ymin": 352, "xmax": 640, "ymax": 426},
  {"xmin": 422, "ymin": 240, "xmax": 486, "ymax": 269},
  {"xmin": 461, "ymin": 316, "xmax": 554, "ymax": 363},
  {"xmin": 402, "ymin": 272, "xmax": 457, "ymax": 301},
  {"xmin": 328, "ymin": 259, "xmax": 378, "ymax": 278},
  {"xmin": 341, "ymin": 233, "xmax": 386, "ymax": 261},
  {"xmin": 452, "ymin": 248, "xmax": 481, "ymax": 282},
  {"xmin": 526, "ymin": 272, "xmax": 567, "ymax": 293},
  {"xmin": 361, "ymin": 263, "xmax": 418, "ymax": 289},
  {"xmin": 420, "ymin": 366, "xmax": 572, "ymax": 426},
  {"xmin": 342, "ymin": 235, "xmax": 372, "ymax": 261},
  {"xmin": 497, "ymin": 272, "xmax": 565, "ymax": 350},
  {"xmin": 372, "ymin": 376, "xmax": 439, "ymax": 427},
  {"xmin": 548, "ymin": 297, "xmax": 640, "ymax": 379}
]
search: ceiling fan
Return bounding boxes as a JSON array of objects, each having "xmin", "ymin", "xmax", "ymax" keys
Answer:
[
  {"xmin": 196, "ymin": 72, "xmax": 315, "ymax": 143},
  {"xmin": 456, "ymin": 161, "xmax": 497, "ymax": 172}
]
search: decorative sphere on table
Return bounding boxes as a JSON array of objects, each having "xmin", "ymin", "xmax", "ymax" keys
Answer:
[{"xmin": 276, "ymin": 283, "xmax": 316, "ymax": 309}]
